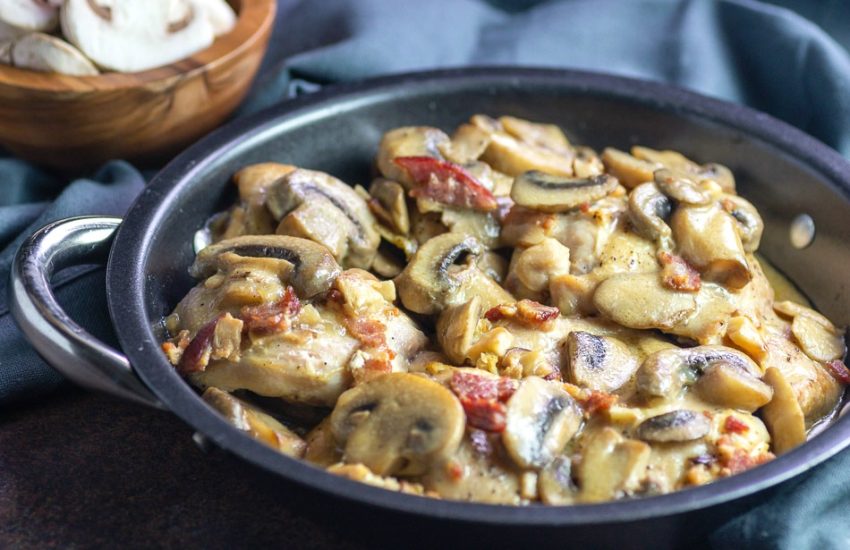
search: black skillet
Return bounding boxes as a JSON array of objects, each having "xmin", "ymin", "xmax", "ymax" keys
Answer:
[{"xmin": 10, "ymin": 68, "xmax": 850, "ymax": 547}]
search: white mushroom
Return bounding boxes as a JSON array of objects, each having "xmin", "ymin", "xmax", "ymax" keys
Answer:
[
  {"xmin": 198, "ymin": 0, "xmax": 237, "ymax": 36},
  {"xmin": 8, "ymin": 32, "xmax": 98, "ymax": 75},
  {"xmin": 61, "ymin": 0, "xmax": 215, "ymax": 72},
  {"xmin": 0, "ymin": 0, "xmax": 59, "ymax": 33}
]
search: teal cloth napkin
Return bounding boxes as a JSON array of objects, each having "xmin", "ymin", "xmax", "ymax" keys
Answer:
[{"xmin": 3, "ymin": 1, "xmax": 850, "ymax": 546}]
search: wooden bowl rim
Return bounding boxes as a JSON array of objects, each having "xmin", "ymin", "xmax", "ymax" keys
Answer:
[{"xmin": 0, "ymin": 0, "xmax": 276, "ymax": 92}]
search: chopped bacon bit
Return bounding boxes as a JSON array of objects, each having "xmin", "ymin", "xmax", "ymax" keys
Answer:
[
  {"xmin": 462, "ymin": 398, "xmax": 508, "ymax": 432},
  {"xmin": 469, "ymin": 429, "xmax": 493, "ymax": 456},
  {"xmin": 485, "ymin": 299, "xmax": 560, "ymax": 329},
  {"xmin": 579, "ymin": 202, "xmax": 591, "ymax": 214},
  {"xmin": 721, "ymin": 450, "xmax": 774, "ymax": 476},
  {"xmin": 658, "ymin": 251, "xmax": 701, "ymax": 291},
  {"xmin": 240, "ymin": 286, "xmax": 301, "ymax": 334},
  {"xmin": 344, "ymin": 317, "xmax": 389, "ymax": 350},
  {"xmin": 162, "ymin": 330, "xmax": 190, "ymax": 365},
  {"xmin": 826, "ymin": 360, "xmax": 850, "ymax": 384},
  {"xmin": 449, "ymin": 371, "xmax": 517, "ymax": 432},
  {"xmin": 577, "ymin": 389, "xmax": 617, "ymax": 414},
  {"xmin": 394, "ymin": 156, "xmax": 498, "ymax": 211},
  {"xmin": 723, "ymin": 415, "xmax": 750, "ymax": 434},
  {"xmin": 178, "ymin": 314, "xmax": 224, "ymax": 374},
  {"xmin": 446, "ymin": 460, "xmax": 464, "ymax": 481}
]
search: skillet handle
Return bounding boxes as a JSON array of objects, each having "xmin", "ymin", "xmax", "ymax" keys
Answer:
[{"xmin": 9, "ymin": 216, "xmax": 162, "ymax": 409}]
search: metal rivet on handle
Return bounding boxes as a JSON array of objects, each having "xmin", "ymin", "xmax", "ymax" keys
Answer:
[{"xmin": 789, "ymin": 214, "xmax": 815, "ymax": 249}]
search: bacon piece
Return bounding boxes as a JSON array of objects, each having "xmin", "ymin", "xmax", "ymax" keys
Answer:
[
  {"xmin": 394, "ymin": 156, "xmax": 498, "ymax": 211},
  {"xmin": 723, "ymin": 415, "xmax": 750, "ymax": 434},
  {"xmin": 178, "ymin": 314, "xmax": 225, "ymax": 374},
  {"xmin": 485, "ymin": 299, "xmax": 560, "ymax": 329},
  {"xmin": 577, "ymin": 389, "xmax": 617, "ymax": 414},
  {"xmin": 449, "ymin": 371, "xmax": 518, "ymax": 432},
  {"xmin": 240, "ymin": 286, "xmax": 301, "ymax": 334},
  {"xmin": 721, "ymin": 449, "xmax": 774, "ymax": 475},
  {"xmin": 826, "ymin": 360, "xmax": 850, "ymax": 385},
  {"xmin": 658, "ymin": 251, "xmax": 701, "ymax": 291},
  {"xmin": 344, "ymin": 317, "xmax": 389, "ymax": 350}
]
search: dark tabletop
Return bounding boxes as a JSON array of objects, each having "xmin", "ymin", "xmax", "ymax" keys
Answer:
[{"xmin": 0, "ymin": 388, "xmax": 369, "ymax": 549}]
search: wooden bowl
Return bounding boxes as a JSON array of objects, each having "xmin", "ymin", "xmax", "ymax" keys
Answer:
[{"xmin": 0, "ymin": 0, "xmax": 276, "ymax": 172}]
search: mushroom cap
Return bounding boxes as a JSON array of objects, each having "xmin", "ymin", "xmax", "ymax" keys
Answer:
[
  {"xmin": 0, "ymin": 0, "xmax": 58, "ymax": 32},
  {"xmin": 635, "ymin": 410, "xmax": 711, "ymax": 443},
  {"xmin": 190, "ymin": 235, "xmax": 342, "ymax": 298},
  {"xmin": 61, "ymin": 0, "xmax": 215, "ymax": 72},
  {"xmin": 511, "ymin": 171, "xmax": 618, "ymax": 213},
  {"xmin": 330, "ymin": 373, "xmax": 465, "ymax": 476},
  {"xmin": 9, "ymin": 32, "xmax": 98, "ymax": 75}
]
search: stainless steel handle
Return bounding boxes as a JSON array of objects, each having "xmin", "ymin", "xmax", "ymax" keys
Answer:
[{"xmin": 9, "ymin": 216, "xmax": 162, "ymax": 408}]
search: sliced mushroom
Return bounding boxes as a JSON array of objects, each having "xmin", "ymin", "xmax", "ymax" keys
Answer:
[
  {"xmin": 0, "ymin": 0, "xmax": 58, "ymax": 32},
  {"xmin": 202, "ymin": 388, "xmax": 306, "ymax": 457},
  {"xmin": 636, "ymin": 345, "xmax": 762, "ymax": 400},
  {"xmin": 693, "ymin": 363, "xmax": 773, "ymax": 412},
  {"xmin": 566, "ymin": 331, "xmax": 639, "ymax": 393},
  {"xmin": 499, "ymin": 115, "xmax": 572, "ymax": 155},
  {"xmin": 761, "ymin": 367, "xmax": 807, "ymax": 454},
  {"xmin": 601, "ymin": 148, "xmax": 658, "ymax": 188},
  {"xmin": 477, "ymin": 128, "xmax": 574, "ymax": 177},
  {"xmin": 190, "ymin": 235, "xmax": 342, "ymax": 298},
  {"xmin": 438, "ymin": 207, "xmax": 500, "ymax": 249},
  {"xmin": 720, "ymin": 194, "xmax": 763, "ymax": 252},
  {"xmin": 593, "ymin": 272, "xmax": 697, "ymax": 331},
  {"xmin": 628, "ymin": 182, "xmax": 673, "ymax": 247},
  {"xmin": 791, "ymin": 313, "xmax": 846, "ymax": 363},
  {"xmin": 436, "ymin": 296, "xmax": 482, "ymax": 364},
  {"xmin": 439, "ymin": 123, "xmax": 491, "ymax": 165},
  {"xmin": 502, "ymin": 377, "xmax": 582, "ymax": 469},
  {"xmin": 537, "ymin": 456, "xmax": 576, "ymax": 505},
  {"xmin": 635, "ymin": 410, "xmax": 711, "ymax": 443},
  {"xmin": 671, "ymin": 203, "xmax": 751, "ymax": 289},
  {"xmin": 266, "ymin": 168, "xmax": 380, "ymax": 269},
  {"xmin": 632, "ymin": 147, "xmax": 736, "ymax": 193},
  {"xmin": 572, "ymin": 146, "xmax": 605, "ymax": 178},
  {"xmin": 511, "ymin": 171, "xmax": 618, "ymax": 212},
  {"xmin": 304, "ymin": 417, "xmax": 341, "ymax": 467},
  {"xmin": 369, "ymin": 178, "xmax": 410, "ymax": 235},
  {"xmin": 276, "ymin": 198, "xmax": 352, "ymax": 260},
  {"xmin": 233, "ymin": 162, "xmax": 296, "ymax": 205},
  {"xmin": 576, "ymin": 427, "xmax": 650, "ymax": 503},
  {"xmin": 395, "ymin": 233, "xmax": 513, "ymax": 315},
  {"xmin": 9, "ymin": 32, "xmax": 98, "ymax": 75},
  {"xmin": 61, "ymin": 0, "xmax": 215, "ymax": 72},
  {"xmin": 653, "ymin": 168, "xmax": 712, "ymax": 205},
  {"xmin": 200, "ymin": 0, "xmax": 237, "ymax": 36},
  {"xmin": 376, "ymin": 126, "xmax": 451, "ymax": 187},
  {"xmin": 329, "ymin": 373, "xmax": 465, "ymax": 476}
]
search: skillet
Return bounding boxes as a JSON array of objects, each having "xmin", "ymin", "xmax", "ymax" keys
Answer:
[{"xmin": 10, "ymin": 67, "xmax": 850, "ymax": 546}]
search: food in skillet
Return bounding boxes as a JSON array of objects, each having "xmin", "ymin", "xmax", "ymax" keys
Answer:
[{"xmin": 161, "ymin": 115, "xmax": 848, "ymax": 505}]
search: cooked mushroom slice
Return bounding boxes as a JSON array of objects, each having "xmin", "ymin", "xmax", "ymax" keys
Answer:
[
  {"xmin": 202, "ymin": 388, "xmax": 306, "ymax": 457},
  {"xmin": 601, "ymin": 148, "xmax": 658, "ymax": 188},
  {"xmin": 304, "ymin": 417, "xmax": 341, "ymax": 467},
  {"xmin": 266, "ymin": 168, "xmax": 380, "ymax": 269},
  {"xmin": 329, "ymin": 373, "xmax": 465, "ymax": 476},
  {"xmin": 593, "ymin": 272, "xmax": 697, "ymax": 331},
  {"xmin": 233, "ymin": 163, "xmax": 296, "ymax": 205},
  {"xmin": 437, "ymin": 296, "xmax": 482, "ymax": 364},
  {"xmin": 693, "ymin": 363, "xmax": 773, "ymax": 412},
  {"xmin": 190, "ymin": 235, "xmax": 341, "ymax": 298},
  {"xmin": 438, "ymin": 207, "xmax": 501, "ymax": 249},
  {"xmin": 502, "ymin": 377, "xmax": 582, "ymax": 469},
  {"xmin": 376, "ymin": 127, "xmax": 451, "ymax": 187},
  {"xmin": 628, "ymin": 182, "xmax": 673, "ymax": 247},
  {"xmin": 499, "ymin": 116, "xmax": 572, "ymax": 154},
  {"xmin": 439, "ymin": 123, "xmax": 491, "ymax": 165},
  {"xmin": 720, "ymin": 194, "xmax": 763, "ymax": 252},
  {"xmin": 572, "ymin": 146, "xmax": 605, "ymax": 178},
  {"xmin": 636, "ymin": 345, "xmax": 761, "ymax": 400},
  {"xmin": 577, "ymin": 427, "xmax": 650, "ymax": 503},
  {"xmin": 511, "ymin": 171, "xmax": 618, "ymax": 213},
  {"xmin": 566, "ymin": 331, "xmax": 639, "ymax": 393},
  {"xmin": 632, "ymin": 147, "xmax": 737, "ymax": 193},
  {"xmin": 653, "ymin": 168, "xmax": 711, "ymax": 205},
  {"xmin": 0, "ymin": 0, "xmax": 58, "ymax": 32},
  {"xmin": 671, "ymin": 203, "xmax": 751, "ymax": 289},
  {"xmin": 371, "ymin": 247, "xmax": 405, "ymax": 279},
  {"xmin": 761, "ymin": 367, "xmax": 807, "ymax": 454},
  {"xmin": 477, "ymin": 251, "xmax": 508, "ymax": 284},
  {"xmin": 61, "ymin": 0, "xmax": 215, "ymax": 72},
  {"xmin": 791, "ymin": 313, "xmax": 846, "ymax": 363},
  {"xmin": 506, "ymin": 238, "xmax": 570, "ymax": 299},
  {"xmin": 635, "ymin": 410, "xmax": 711, "ymax": 443},
  {"xmin": 369, "ymin": 179, "xmax": 410, "ymax": 235},
  {"xmin": 477, "ymin": 129, "xmax": 575, "ymax": 178},
  {"xmin": 700, "ymin": 163, "xmax": 736, "ymax": 193},
  {"xmin": 9, "ymin": 32, "xmax": 98, "ymax": 75},
  {"xmin": 538, "ymin": 456, "xmax": 576, "ymax": 505},
  {"xmin": 395, "ymin": 233, "xmax": 513, "ymax": 315}
]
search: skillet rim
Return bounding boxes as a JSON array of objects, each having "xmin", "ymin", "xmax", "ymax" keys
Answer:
[{"xmin": 107, "ymin": 66, "xmax": 850, "ymax": 526}]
